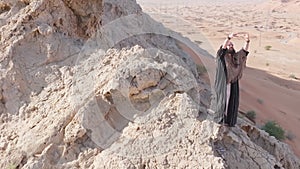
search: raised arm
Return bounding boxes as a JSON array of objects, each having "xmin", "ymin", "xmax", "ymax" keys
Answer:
[
  {"xmin": 243, "ymin": 33, "xmax": 250, "ymax": 51},
  {"xmin": 222, "ymin": 33, "xmax": 237, "ymax": 49},
  {"xmin": 222, "ymin": 33, "xmax": 233, "ymax": 49}
]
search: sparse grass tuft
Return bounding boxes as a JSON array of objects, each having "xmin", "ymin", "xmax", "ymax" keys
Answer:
[
  {"xmin": 264, "ymin": 45, "xmax": 272, "ymax": 50},
  {"xmin": 257, "ymin": 98, "xmax": 263, "ymax": 104},
  {"xmin": 194, "ymin": 40, "xmax": 203, "ymax": 45},
  {"xmin": 246, "ymin": 110, "xmax": 256, "ymax": 121},
  {"xmin": 286, "ymin": 131, "xmax": 295, "ymax": 141}
]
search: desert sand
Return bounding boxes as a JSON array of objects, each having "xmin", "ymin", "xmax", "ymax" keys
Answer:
[{"xmin": 137, "ymin": 0, "xmax": 300, "ymax": 157}]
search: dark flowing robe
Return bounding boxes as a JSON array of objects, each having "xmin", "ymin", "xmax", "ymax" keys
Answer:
[
  {"xmin": 211, "ymin": 46, "xmax": 249, "ymax": 126},
  {"xmin": 211, "ymin": 47, "xmax": 228, "ymax": 123}
]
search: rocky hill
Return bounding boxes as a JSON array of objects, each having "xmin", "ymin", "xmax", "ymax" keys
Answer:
[{"xmin": 0, "ymin": 0, "xmax": 299, "ymax": 168}]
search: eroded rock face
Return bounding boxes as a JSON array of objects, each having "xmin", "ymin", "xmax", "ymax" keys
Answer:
[
  {"xmin": 70, "ymin": 45, "xmax": 201, "ymax": 149},
  {"xmin": 239, "ymin": 123, "xmax": 300, "ymax": 169},
  {"xmin": 0, "ymin": 0, "xmax": 299, "ymax": 169},
  {"xmin": 0, "ymin": 0, "xmax": 95, "ymax": 115}
]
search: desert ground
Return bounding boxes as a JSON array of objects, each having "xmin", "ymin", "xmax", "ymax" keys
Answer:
[{"xmin": 137, "ymin": 0, "xmax": 300, "ymax": 157}]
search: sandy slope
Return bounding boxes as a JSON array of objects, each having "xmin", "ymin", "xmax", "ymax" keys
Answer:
[
  {"xmin": 239, "ymin": 67, "xmax": 300, "ymax": 154},
  {"xmin": 137, "ymin": 0, "xmax": 300, "ymax": 157}
]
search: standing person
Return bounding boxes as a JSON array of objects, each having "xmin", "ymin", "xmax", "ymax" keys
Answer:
[{"xmin": 209, "ymin": 32, "xmax": 250, "ymax": 127}]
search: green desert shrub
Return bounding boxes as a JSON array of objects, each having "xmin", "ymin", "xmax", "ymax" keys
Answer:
[{"xmin": 261, "ymin": 121, "xmax": 285, "ymax": 141}]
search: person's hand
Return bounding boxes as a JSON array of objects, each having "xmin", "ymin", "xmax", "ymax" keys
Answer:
[
  {"xmin": 244, "ymin": 33, "xmax": 250, "ymax": 43},
  {"xmin": 228, "ymin": 33, "xmax": 238, "ymax": 39},
  {"xmin": 244, "ymin": 33, "xmax": 250, "ymax": 41}
]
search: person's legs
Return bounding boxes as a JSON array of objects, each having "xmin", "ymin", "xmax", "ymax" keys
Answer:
[
  {"xmin": 225, "ymin": 83, "xmax": 231, "ymax": 116},
  {"xmin": 225, "ymin": 80, "xmax": 239, "ymax": 127}
]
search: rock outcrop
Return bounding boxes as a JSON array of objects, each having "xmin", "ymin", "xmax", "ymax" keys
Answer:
[{"xmin": 0, "ymin": 0, "xmax": 299, "ymax": 169}]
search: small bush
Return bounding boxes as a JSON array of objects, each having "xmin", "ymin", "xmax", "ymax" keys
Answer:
[
  {"xmin": 194, "ymin": 40, "xmax": 203, "ymax": 45},
  {"xmin": 265, "ymin": 45, "xmax": 272, "ymax": 50},
  {"xmin": 246, "ymin": 110, "xmax": 256, "ymax": 121},
  {"xmin": 286, "ymin": 131, "xmax": 295, "ymax": 141},
  {"xmin": 196, "ymin": 64, "xmax": 207, "ymax": 75},
  {"xmin": 261, "ymin": 121, "xmax": 285, "ymax": 141},
  {"xmin": 257, "ymin": 98, "xmax": 264, "ymax": 104}
]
